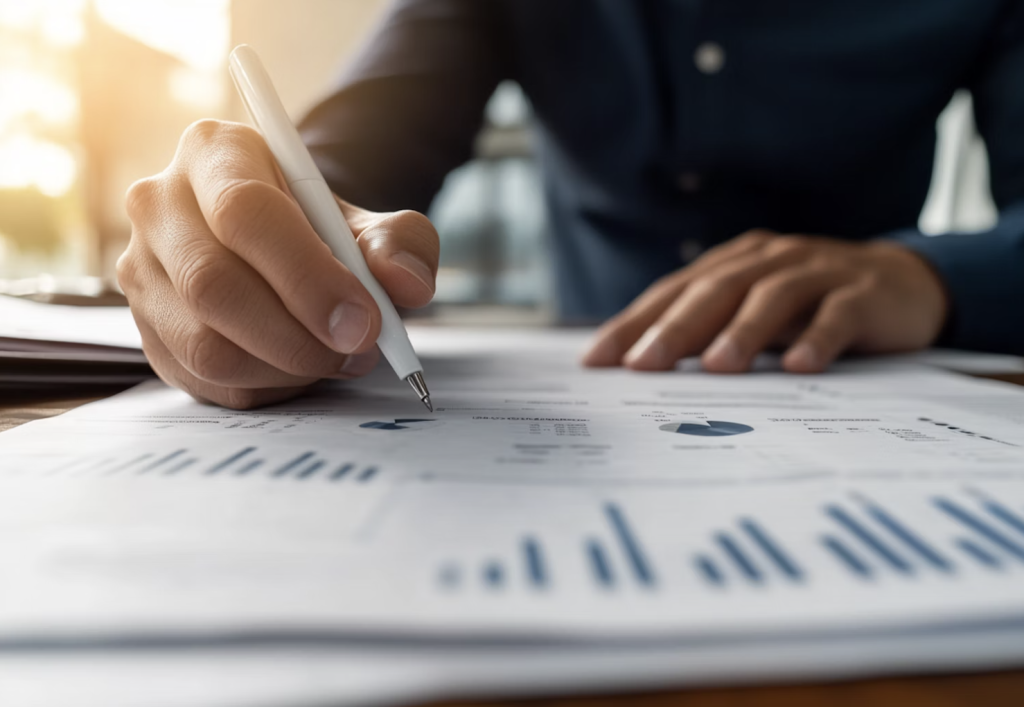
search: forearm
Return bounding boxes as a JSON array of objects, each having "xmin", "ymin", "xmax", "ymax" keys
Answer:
[{"xmin": 298, "ymin": 0, "xmax": 510, "ymax": 213}]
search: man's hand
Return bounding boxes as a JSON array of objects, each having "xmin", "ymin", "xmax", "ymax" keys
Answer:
[
  {"xmin": 583, "ymin": 230, "xmax": 948, "ymax": 373},
  {"xmin": 119, "ymin": 119, "xmax": 439, "ymax": 409}
]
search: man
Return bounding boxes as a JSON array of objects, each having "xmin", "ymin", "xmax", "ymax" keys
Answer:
[{"xmin": 119, "ymin": 0, "xmax": 1024, "ymax": 409}]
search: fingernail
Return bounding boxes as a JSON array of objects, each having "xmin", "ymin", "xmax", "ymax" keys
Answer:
[
  {"xmin": 624, "ymin": 328, "xmax": 666, "ymax": 368},
  {"xmin": 786, "ymin": 343, "xmax": 819, "ymax": 371},
  {"xmin": 389, "ymin": 251, "xmax": 434, "ymax": 294},
  {"xmin": 333, "ymin": 350, "xmax": 379, "ymax": 379},
  {"xmin": 705, "ymin": 336, "xmax": 743, "ymax": 370},
  {"xmin": 583, "ymin": 336, "xmax": 620, "ymax": 367},
  {"xmin": 328, "ymin": 302, "xmax": 371, "ymax": 353}
]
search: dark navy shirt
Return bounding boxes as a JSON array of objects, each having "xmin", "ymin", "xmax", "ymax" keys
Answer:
[{"xmin": 300, "ymin": 0, "xmax": 1024, "ymax": 354}]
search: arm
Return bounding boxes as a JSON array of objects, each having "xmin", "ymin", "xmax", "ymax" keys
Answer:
[
  {"xmin": 892, "ymin": 0, "xmax": 1024, "ymax": 355},
  {"xmin": 298, "ymin": 0, "xmax": 511, "ymax": 213}
]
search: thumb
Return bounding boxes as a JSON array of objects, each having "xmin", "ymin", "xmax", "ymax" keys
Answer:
[{"xmin": 336, "ymin": 198, "xmax": 439, "ymax": 309}]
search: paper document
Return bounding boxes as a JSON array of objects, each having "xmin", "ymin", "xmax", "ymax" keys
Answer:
[
  {"xmin": 0, "ymin": 295, "xmax": 150, "ymax": 388},
  {"xmin": 0, "ymin": 295, "xmax": 143, "ymax": 353},
  {"xmin": 1, "ymin": 329, "xmax": 1023, "ymax": 645}
]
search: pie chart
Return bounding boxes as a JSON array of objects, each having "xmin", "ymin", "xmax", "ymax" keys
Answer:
[
  {"xmin": 659, "ymin": 420, "xmax": 754, "ymax": 436},
  {"xmin": 360, "ymin": 418, "xmax": 439, "ymax": 431}
]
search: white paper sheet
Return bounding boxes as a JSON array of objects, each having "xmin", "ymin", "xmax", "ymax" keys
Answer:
[
  {"xmin": 1, "ymin": 329, "xmax": 1023, "ymax": 644},
  {"xmin": 0, "ymin": 295, "xmax": 143, "ymax": 352},
  {"xmin": 5, "ymin": 621, "xmax": 1024, "ymax": 707}
]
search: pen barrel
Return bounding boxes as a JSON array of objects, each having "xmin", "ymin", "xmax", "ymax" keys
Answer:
[{"xmin": 289, "ymin": 179, "xmax": 423, "ymax": 381}]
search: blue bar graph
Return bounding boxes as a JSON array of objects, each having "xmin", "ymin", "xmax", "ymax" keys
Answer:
[
  {"xmin": 138, "ymin": 449, "xmax": 186, "ymax": 474},
  {"xmin": 272, "ymin": 451, "xmax": 315, "ymax": 478},
  {"xmin": 330, "ymin": 463, "xmax": 355, "ymax": 481},
  {"xmin": 821, "ymin": 534, "xmax": 873, "ymax": 579},
  {"xmin": 934, "ymin": 497, "xmax": 1024, "ymax": 562},
  {"xmin": 860, "ymin": 500, "xmax": 954, "ymax": 573},
  {"xmin": 586, "ymin": 539, "xmax": 614, "ymax": 588},
  {"xmin": 977, "ymin": 496, "xmax": 1024, "ymax": 539},
  {"xmin": 206, "ymin": 446, "xmax": 256, "ymax": 475},
  {"xmin": 740, "ymin": 518, "xmax": 804, "ymax": 581},
  {"xmin": 297, "ymin": 460, "xmax": 325, "ymax": 480},
  {"xmin": 957, "ymin": 538, "xmax": 1002, "ymax": 569},
  {"xmin": 483, "ymin": 561, "xmax": 505, "ymax": 589},
  {"xmin": 357, "ymin": 466, "xmax": 379, "ymax": 483},
  {"xmin": 716, "ymin": 532, "xmax": 763, "ymax": 583},
  {"xmin": 523, "ymin": 537, "xmax": 548, "ymax": 588},
  {"xmin": 165, "ymin": 458, "xmax": 196, "ymax": 475},
  {"xmin": 235, "ymin": 459, "xmax": 263, "ymax": 476},
  {"xmin": 604, "ymin": 503, "xmax": 656, "ymax": 587},
  {"xmin": 695, "ymin": 554, "xmax": 725, "ymax": 586},
  {"xmin": 826, "ymin": 505, "xmax": 913, "ymax": 574}
]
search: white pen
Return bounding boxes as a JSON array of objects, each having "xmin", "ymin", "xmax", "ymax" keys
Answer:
[{"xmin": 228, "ymin": 44, "xmax": 432, "ymax": 411}]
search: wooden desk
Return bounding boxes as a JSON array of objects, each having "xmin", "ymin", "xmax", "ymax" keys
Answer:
[{"xmin": 3, "ymin": 375, "xmax": 1023, "ymax": 707}]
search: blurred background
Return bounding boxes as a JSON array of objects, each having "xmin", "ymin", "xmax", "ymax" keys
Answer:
[{"xmin": 0, "ymin": 0, "xmax": 998, "ymax": 318}]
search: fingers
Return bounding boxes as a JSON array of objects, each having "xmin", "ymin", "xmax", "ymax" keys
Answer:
[
  {"xmin": 621, "ymin": 242, "xmax": 815, "ymax": 370},
  {"xmin": 343, "ymin": 202, "xmax": 439, "ymax": 309},
  {"xmin": 582, "ymin": 275, "xmax": 689, "ymax": 366},
  {"xmin": 179, "ymin": 121, "xmax": 382, "ymax": 355},
  {"xmin": 123, "ymin": 254, "xmax": 323, "ymax": 389},
  {"xmin": 702, "ymin": 267, "xmax": 855, "ymax": 372},
  {"xmin": 782, "ymin": 287, "xmax": 867, "ymax": 373},
  {"xmin": 133, "ymin": 314, "xmax": 310, "ymax": 410},
  {"xmin": 582, "ymin": 229, "xmax": 777, "ymax": 366}
]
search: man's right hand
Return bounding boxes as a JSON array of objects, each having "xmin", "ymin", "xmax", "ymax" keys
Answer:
[{"xmin": 119, "ymin": 120, "xmax": 439, "ymax": 409}]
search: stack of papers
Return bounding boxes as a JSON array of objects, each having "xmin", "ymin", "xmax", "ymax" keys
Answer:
[
  {"xmin": 1, "ymin": 329, "xmax": 1023, "ymax": 706},
  {"xmin": 0, "ymin": 295, "xmax": 150, "ymax": 388}
]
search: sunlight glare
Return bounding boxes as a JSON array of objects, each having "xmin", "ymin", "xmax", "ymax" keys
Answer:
[
  {"xmin": 0, "ymin": 68, "xmax": 78, "ymax": 130},
  {"xmin": 95, "ymin": 0, "xmax": 230, "ymax": 71},
  {"xmin": 0, "ymin": 0, "xmax": 86, "ymax": 45},
  {"xmin": 0, "ymin": 134, "xmax": 77, "ymax": 197}
]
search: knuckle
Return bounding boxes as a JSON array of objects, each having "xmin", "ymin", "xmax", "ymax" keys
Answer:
[
  {"xmin": 124, "ymin": 177, "xmax": 161, "ymax": 222},
  {"xmin": 739, "ymin": 229, "xmax": 774, "ymax": 246},
  {"xmin": 766, "ymin": 234, "xmax": 808, "ymax": 257},
  {"xmin": 393, "ymin": 210, "xmax": 439, "ymax": 249},
  {"xmin": 178, "ymin": 120, "xmax": 267, "ymax": 169},
  {"xmin": 687, "ymin": 276, "xmax": 726, "ymax": 300},
  {"xmin": 115, "ymin": 246, "xmax": 138, "ymax": 292},
  {"xmin": 182, "ymin": 330, "xmax": 243, "ymax": 384},
  {"xmin": 207, "ymin": 179, "xmax": 278, "ymax": 248},
  {"xmin": 694, "ymin": 270, "xmax": 745, "ymax": 297},
  {"xmin": 176, "ymin": 249, "xmax": 231, "ymax": 320},
  {"xmin": 179, "ymin": 119, "xmax": 230, "ymax": 151},
  {"xmin": 362, "ymin": 209, "xmax": 441, "ymax": 265}
]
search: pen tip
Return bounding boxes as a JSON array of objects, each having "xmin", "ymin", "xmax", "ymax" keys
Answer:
[{"xmin": 406, "ymin": 371, "xmax": 432, "ymax": 413}]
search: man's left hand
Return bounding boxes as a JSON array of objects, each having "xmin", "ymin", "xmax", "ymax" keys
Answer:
[{"xmin": 582, "ymin": 230, "xmax": 949, "ymax": 373}]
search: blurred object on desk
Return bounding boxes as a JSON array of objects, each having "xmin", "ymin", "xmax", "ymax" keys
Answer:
[
  {"xmin": 0, "ymin": 274, "xmax": 126, "ymax": 306},
  {"xmin": 0, "ymin": 292, "xmax": 150, "ymax": 392}
]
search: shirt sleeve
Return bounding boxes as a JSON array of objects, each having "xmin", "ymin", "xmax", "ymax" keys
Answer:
[
  {"xmin": 297, "ymin": 0, "xmax": 511, "ymax": 213},
  {"xmin": 888, "ymin": 0, "xmax": 1024, "ymax": 355}
]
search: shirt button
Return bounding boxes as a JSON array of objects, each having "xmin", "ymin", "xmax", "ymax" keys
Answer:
[
  {"xmin": 677, "ymin": 172, "xmax": 702, "ymax": 193},
  {"xmin": 680, "ymin": 239, "xmax": 705, "ymax": 263},
  {"xmin": 694, "ymin": 42, "xmax": 725, "ymax": 75}
]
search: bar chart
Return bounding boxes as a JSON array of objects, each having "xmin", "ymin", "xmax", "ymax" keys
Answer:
[
  {"xmin": 42, "ymin": 446, "xmax": 384, "ymax": 484},
  {"xmin": 433, "ymin": 487, "xmax": 1024, "ymax": 597},
  {"xmin": 437, "ymin": 503, "xmax": 656, "ymax": 593}
]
